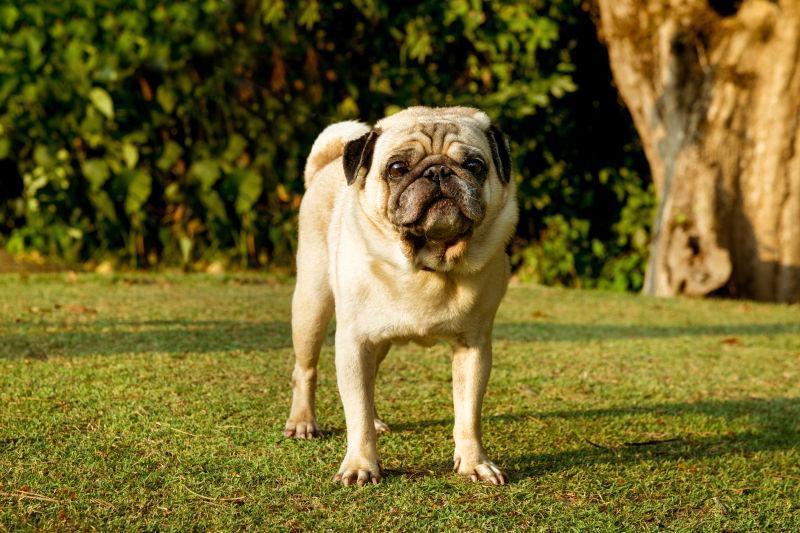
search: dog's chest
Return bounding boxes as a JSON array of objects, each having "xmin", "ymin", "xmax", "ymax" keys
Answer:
[{"xmin": 353, "ymin": 269, "xmax": 481, "ymax": 340}]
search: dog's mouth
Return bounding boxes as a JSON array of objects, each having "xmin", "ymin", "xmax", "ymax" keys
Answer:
[
  {"xmin": 403, "ymin": 197, "xmax": 473, "ymax": 242},
  {"xmin": 390, "ymin": 165, "xmax": 484, "ymax": 245}
]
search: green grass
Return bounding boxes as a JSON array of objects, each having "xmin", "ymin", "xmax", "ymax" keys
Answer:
[{"xmin": 1, "ymin": 274, "xmax": 798, "ymax": 530}]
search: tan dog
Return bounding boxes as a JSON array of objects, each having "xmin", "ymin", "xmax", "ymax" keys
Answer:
[{"xmin": 285, "ymin": 106, "xmax": 518, "ymax": 486}]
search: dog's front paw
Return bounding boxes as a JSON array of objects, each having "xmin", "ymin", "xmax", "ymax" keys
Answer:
[
  {"xmin": 333, "ymin": 455, "xmax": 382, "ymax": 486},
  {"xmin": 284, "ymin": 417, "xmax": 321, "ymax": 439},
  {"xmin": 453, "ymin": 455, "xmax": 507, "ymax": 485}
]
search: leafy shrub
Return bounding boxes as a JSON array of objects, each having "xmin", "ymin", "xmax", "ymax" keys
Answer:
[{"xmin": 0, "ymin": 0, "xmax": 652, "ymax": 288}]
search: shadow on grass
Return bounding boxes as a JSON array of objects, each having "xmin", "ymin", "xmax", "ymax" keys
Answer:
[
  {"xmin": 493, "ymin": 321, "xmax": 800, "ymax": 342},
  {"xmin": 0, "ymin": 320, "xmax": 293, "ymax": 359},
  {"xmin": 2, "ymin": 317, "xmax": 798, "ymax": 359},
  {"xmin": 388, "ymin": 397, "xmax": 800, "ymax": 481}
]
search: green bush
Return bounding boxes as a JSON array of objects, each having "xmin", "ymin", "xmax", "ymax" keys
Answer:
[{"xmin": 0, "ymin": 0, "xmax": 652, "ymax": 287}]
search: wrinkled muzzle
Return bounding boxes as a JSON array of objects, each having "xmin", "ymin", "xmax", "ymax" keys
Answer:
[{"xmin": 390, "ymin": 163, "xmax": 485, "ymax": 242}]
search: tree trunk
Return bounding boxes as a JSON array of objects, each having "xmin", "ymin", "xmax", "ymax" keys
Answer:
[{"xmin": 597, "ymin": 0, "xmax": 800, "ymax": 302}]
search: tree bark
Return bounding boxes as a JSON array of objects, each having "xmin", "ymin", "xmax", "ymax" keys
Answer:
[{"xmin": 597, "ymin": 0, "xmax": 800, "ymax": 302}]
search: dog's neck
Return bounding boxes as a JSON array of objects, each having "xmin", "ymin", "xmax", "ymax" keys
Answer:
[{"xmin": 399, "ymin": 231, "xmax": 471, "ymax": 272}]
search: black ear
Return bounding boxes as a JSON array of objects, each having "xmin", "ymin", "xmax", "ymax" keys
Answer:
[
  {"xmin": 486, "ymin": 125, "xmax": 511, "ymax": 183},
  {"xmin": 343, "ymin": 130, "xmax": 380, "ymax": 185}
]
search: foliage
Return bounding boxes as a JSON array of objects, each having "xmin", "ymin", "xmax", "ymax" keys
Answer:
[{"xmin": 0, "ymin": 0, "xmax": 652, "ymax": 287}]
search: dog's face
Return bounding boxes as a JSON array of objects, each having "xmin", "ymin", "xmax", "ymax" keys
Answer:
[{"xmin": 343, "ymin": 107, "xmax": 513, "ymax": 271}]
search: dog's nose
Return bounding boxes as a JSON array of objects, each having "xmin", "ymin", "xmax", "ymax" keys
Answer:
[{"xmin": 422, "ymin": 165, "xmax": 452, "ymax": 184}]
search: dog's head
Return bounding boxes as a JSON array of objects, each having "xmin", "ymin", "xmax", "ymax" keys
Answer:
[{"xmin": 343, "ymin": 106, "xmax": 514, "ymax": 271}]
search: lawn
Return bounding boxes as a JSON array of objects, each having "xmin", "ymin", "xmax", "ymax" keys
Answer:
[{"xmin": 1, "ymin": 274, "xmax": 798, "ymax": 530}]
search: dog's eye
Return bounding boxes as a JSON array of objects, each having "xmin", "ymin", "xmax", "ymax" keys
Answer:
[
  {"xmin": 463, "ymin": 158, "xmax": 486, "ymax": 175},
  {"xmin": 387, "ymin": 161, "xmax": 409, "ymax": 178}
]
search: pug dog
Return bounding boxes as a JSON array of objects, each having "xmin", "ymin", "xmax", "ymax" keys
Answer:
[{"xmin": 285, "ymin": 106, "xmax": 518, "ymax": 486}]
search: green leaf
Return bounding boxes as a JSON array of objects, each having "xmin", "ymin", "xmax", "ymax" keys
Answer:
[
  {"xmin": 89, "ymin": 87, "xmax": 114, "ymax": 120},
  {"xmin": 91, "ymin": 191, "xmax": 118, "ymax": 222},
  {"xmin": 193, "ymin": 31, "xmax": 216, "ymax": 55},
  {"xmin": 200, "ymin": 190, "xmax": 228, "ymax": 221},
  {"xmin": 33, "ymin": 145, "xmax": 52, "ymax": 167},
  {"xmin": 298, "ymin": 0, "xmax": 320, "ymax": 28},
  {"xmin": 119, "ymin": 170, "xmax": 152, "ymax": 215},
  {"xmin": 179, "ymin": 236, "xmax": 193, "ymax": 264},
  {"xmin": 81, "ymin": 159, "xmax": 110, "ymax": 189},
  {"xmin": 261, "ymin": 0, "xmax": 285, "ymax": 25},
  {"xmin": 189, "ymin": 160, "xmax": 221, "ymax": 190},
  {"xmin": 122, "ymin": 142, "xmax": 138, "ymax": 169},
  {"xmin": 227, "ymin": 169, "xmax": 263, "ymax": 215},
  {"xmin": 156, "ymin": 85, "xmax": 176, "ymax": 113},
  {"xmin": 157, "ymin": 141, "xmax": 183, "ymax": 171},
  {"xmin": 0, "ymin": 5, "xmax": 19, "ymax": 29},
  {"xmin": 164, "ymin": 182, "xmax": 181, "ymax": 202},
  {"xmin": 221, "ymin": 134, "xmax": 247, "ymax": 164},
  {"xmin": 338, "ymin": 97, "xmax": 359, "ymax": 118}
]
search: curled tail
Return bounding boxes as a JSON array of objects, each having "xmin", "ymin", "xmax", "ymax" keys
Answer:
[{"xmin": 303, "ymin": 120, "xmax": 371, "ymax": 187}]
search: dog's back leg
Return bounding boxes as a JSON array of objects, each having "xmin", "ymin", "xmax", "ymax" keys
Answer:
[
  {"xmin": 373, "ymin": 343, "xmax": 391, "ymax": 434},
  {"xmin": 285, "ymin": 241, "xmax": 333, "ymax": 439}
]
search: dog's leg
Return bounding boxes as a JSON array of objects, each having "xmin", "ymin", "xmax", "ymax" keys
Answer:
[
  {"xmin": 284, "ymin": 269, "xmax": 333, "ymax": 439},
  {"xmin": 334, "ymin": 331, "xmax": 382, "ymax": 485},
  {"xmin": 373, "ymin": 343, "xmax": 391, "ymax": 434},
  {"xmin": 451, "ymin": 336, "xmax": 507, "ymax": 485}
]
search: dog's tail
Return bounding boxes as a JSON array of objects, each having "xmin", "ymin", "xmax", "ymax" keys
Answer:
[{"xmin": 304, "ymin": 120, "xmax": 370, "ymax": 187}]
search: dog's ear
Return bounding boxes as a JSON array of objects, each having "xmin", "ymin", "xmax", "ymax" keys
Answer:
[
  {"xmin": 343, "ymin": 129, "xmax": 380, "ymax": 185},
  {"xmin": 485, "ymin": 125, "xmax": 511, "ymax": 184}
]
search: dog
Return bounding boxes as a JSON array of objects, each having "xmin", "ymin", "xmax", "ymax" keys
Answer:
[{"xmin": 285, "ymin": 106, "xmax": 518, "ymax": 486}]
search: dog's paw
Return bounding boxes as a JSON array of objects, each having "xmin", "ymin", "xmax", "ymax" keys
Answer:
[
  {"xmin": 333, "ymin": 456, "xmax": 382, "ymax": 486},
  {"xmin": 374, "ymin": 417, "xmax": 390, "ymax": 434},
  {"xmin": 283, "ymin": 418, "xmax": 321, "ymax": 439},
  {"xmin": 453, "ymin": 455, "xmax": 507, "ymax": 485}
]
